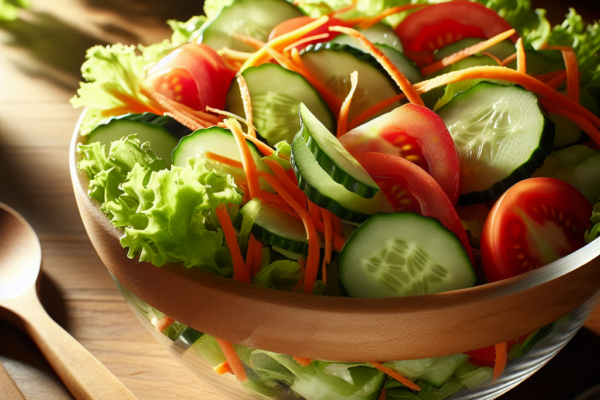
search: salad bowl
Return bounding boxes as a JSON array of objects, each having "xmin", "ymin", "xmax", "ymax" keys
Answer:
[{"xmin": 69, "ymin": 112, "xmax": 600, "ymax": 363}]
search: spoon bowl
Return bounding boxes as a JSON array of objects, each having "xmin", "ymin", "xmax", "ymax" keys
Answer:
[{"xmin": 0, "ymin": 202, "xmax": 138, "ymax": 400}]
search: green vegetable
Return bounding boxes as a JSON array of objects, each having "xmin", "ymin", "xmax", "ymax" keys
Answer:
[
  {"xmin": 0, "ymin": 0, "xmax": 28, "ymax": 21},
  {"xmin": 585, "ymin": 201, "xmax": 600, "ymax": 243},
  {"xmin": 253, "ymin": 260, "xmax": 302, "ymax": 290},
  {"xmin": 167, "ymin": 15, "xmax": 208, "ymax": 44}
]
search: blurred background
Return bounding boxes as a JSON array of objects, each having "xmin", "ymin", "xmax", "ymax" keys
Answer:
[{"xmin": 0, "ymin": 0, "xmax": 598, "ymax": 399}]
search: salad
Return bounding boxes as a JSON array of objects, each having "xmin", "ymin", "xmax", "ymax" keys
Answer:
[{"xmin": 72, "ymin": 0, "xmax": 600, "ymax": 399}]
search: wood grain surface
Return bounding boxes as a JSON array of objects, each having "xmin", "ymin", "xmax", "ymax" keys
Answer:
[{"xmin": 0, "ymin": 0, "xmax": 599, "ymax": 399}]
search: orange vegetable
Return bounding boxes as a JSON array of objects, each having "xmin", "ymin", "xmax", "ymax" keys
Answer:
[
  {"xmin": 215, "ymin": 338, "xmax": 248, "ymax": 382},
  {"xmin": 293, "ymin": 258, "xmax": 306, "ymax": 292},
  {"xmin": 480, "ymin": 52, "xmax": 503, "ymax": 66},
  {"xmin": 357, "ymin": 4, "xmax": 427, "ymax": 29},
  {"xmin": 337, "ymin": 71, "xmax": 359, "ymax": 138},
  {"xmin": 213, "ymin": 361, "xmax": 233, "ymax": 376},
  {"xmin": 544, "ymin": 71, "xmax": 567, "ymax": 90},
  {"xmin": 245, "ymin": 234, "xmax": 257, "ymax": 275},
  {"xmin": 236, "ymin": 74, "xmax": 256, "ymax": 137},
  {"xmin": 549, "ymin": 46, "xmax": 580, "ymax": 103},
  {"xmin": 225, "ymin": 119, "xmax": 262, "ymax": 200},
  {"xmin": 284, "ymin": 33, "xmax": 330, "ymax": 53},
  {"xmin": 348, "ymin": 93, "xmax": 407, "ymax": 129},
  {"xmin": 231, "ymin": 33, "xmax": 265, "ymax": 50},
  {"xmin": 253, "ymin": 239, "xmax": 263, "ymax": 276},
  {"xmin": 493, "ymin": 341, "xmax": 507, "ymax": 381},
  {"xmin": 540, "ymin": 100, "xmax": 600, "ymax": 142},
  {"xmin": 263, "ymin": 158, "xmax": 308, "ymax": 211},
  {"xmin": 368, "ymin": 361, "xmax": 421, "ymax": 391},
  {"xmin": 155, "ymin": 315, "xmax": 174, "ymax": 332},
  {"xmin": 378, "ymin": 389, "xmax": 387, "ymax": 400},
  {"xmin": 501, "ymin": 53, "xmax": 517, "ymax": 66},
  {"xmin": 215, "ymin": 204, "xmax": 251, "ymax": 284},
  {"xmin": 293, "ymin": 356, "xmax": 312, "ymax": 366},
  {"xmin": 321, "ymin": 208, "xmax": 333, "ymax": 285},
  {"xmin": 516, "ymin": 38, "xmax": 526, "ymax": 74},
  {"xmin": 420, "ymin": 29, "xmax": 516, "ymax": 76}
]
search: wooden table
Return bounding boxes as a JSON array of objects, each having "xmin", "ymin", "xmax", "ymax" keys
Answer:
[{"xmin": 0, "ymin": 1, "xmax": 598, "ymax": 399}]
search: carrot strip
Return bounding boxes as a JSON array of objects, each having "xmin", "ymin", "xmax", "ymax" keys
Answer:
[
  {"xmin": 263, "ymin": 158, "xmax": 308, "ymax": 211},
  {"xmin": 412, "ymin": 66, "xmax": 600, "ymax": 131},
  {"xmin": 337, "ymin": 70, "xmax": 359, "ymax": 137},
  {"xmin": 236, "ymin": 75, "xmax": 256, "ymax": 137},
  {"xmin": 261, "ymin": 191, "xmax": 288, "ymax": 206},
  {"xmin": 284, "ymin": 33, "xmax": 330, "ymax": 53},
  {"xmin": 540, "ymin": 100, "xmax": 600, "ymax": 139},
  {"xmin": 293, "ymin": 258, "xmax": 306, "ymax": 292},
  {"xmin": 480, "ymin": 52, "xmax": 503, "ymax": 66},
  {"xmin": 155, "ymin": 316, "xmax": 174, "ymax": 332},
  {"xmin": 534, "ymin": 70, "xmax": 566, "ymax": 83},
  {"xmin": 493, "ymin": 342, "xmax": 508, "ymax": 381},
  {"xmin": 293, "ymin": 356, "xmax": 313, "ymax": 366},
  {"xmin": 357, "ymin": 4, "xmax": 427, "ymax": 29},
  {"xmin": 404, "ymin": 49, "xmax": 435, "ymax": 68},
  {"xmin": 321, "ymin": 208, "xmax": 333, "ymax": 285},
  {"xmin": 218, "ymin": 48, "xmax": 255, "ymax": 61},
  {"xmin": 142, "ymin": 85, "xmax": 222, "ymax": 124},
  {"xmin": 252, "ymin": 239, "xmax": 263, "ymax": 276},
  {"xmin": 232, "ymin": 33, "xmax": 265, "ymax": 50},
  {"xmin": 242, "ymin": 16, "xmax": 330, "ymax": 70},
  {"xmin": 164, "ymin": 112, "xmax": 204, "ymax": 131},
  {"xmin": 245, "ymin": 234, "xmax": 257, "ymax": 275},
  {"xmin": 140, "ymin": 85, "xmax": 216, "ymax": 128},
  {"xmin": 549, "ymin": 46, "xmax": 580, "ymax": 103},
  {"xmin": 216, "ymin": 204, "xmax": 251, "ymax": 284},
  {"xmin": 225, "ymin": 119, "xmax": 262, "ymax": 200},
  {"xmin": 206, "ymin": 106, "xmax": 258, "ymax": 134},
  {"xmin": 378, "ymin": 389, "xmax": 386, "ymax": 400},
  {"xmin": 544, "ymin": 71, "xmax": 567, "ymax": 90},
  {"xmin": 216, "ymin": 338, "xmax": 248, "ymax": 382},
  {"xmin": 111, "ymin": 91, "xmax": 162, "ymax": 115},
  {"xmin": 420, "ymin": 29, "xmax": 516, "ymax": 76},
  {"xmin": 516, "ymin": 38, "xmax": 526, "ymax": 74},
  {"xmin": 348, "ymin": 93, "xmax": 406, "ymax": 129},
  {"xmin": 331, "ymin": 213, "xmax": 343, "ymax": 236},
  {"xmin": 331, "ymin": 0, "xmax": 356, "ymax": 17},
  {"xmin": 260, "ymin": 172, "xmax": 320, "ymax": 294},
  {"xmin": 368, "ymin": 361, "xmax": 421, "ymax": 391},
  {"xmin": 214, "ymin": 361, "xmax": 233, "ymax": 376},
  {"xmin": 330, "ymin": 26, "xmax": 423, "ymax": 106},
  {"xmin": 501, "ymin": 53, "xmax": 517, "ymax": 66}
]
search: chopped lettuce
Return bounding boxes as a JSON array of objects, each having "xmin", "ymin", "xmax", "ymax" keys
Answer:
[
  {"xmin": 585, "ymin": 201, "xmax": 600, "ymax": 243},
  {"xmin": 167, "ymin": 15, "xmax": 208, "ymax": 45},
  {"xmin": 253, "ymin": 260, "xmax": 302, "ymax": 290},
  {"xmin": 204, "ymin": 0, "xmax": 236, "ymax": 20},
  {"xmin": 0, "ymin": 0, "xmax": 29, "ymax": 21}
]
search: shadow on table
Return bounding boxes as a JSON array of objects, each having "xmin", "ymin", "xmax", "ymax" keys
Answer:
[{"xmin": 82, "ymin": 0, "xmax": 205, "ymax": 24}]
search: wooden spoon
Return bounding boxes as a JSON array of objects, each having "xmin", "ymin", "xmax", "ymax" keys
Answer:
[{"xmin": 0, "ymin": 202, "xmax": 137, "ymax": 400}]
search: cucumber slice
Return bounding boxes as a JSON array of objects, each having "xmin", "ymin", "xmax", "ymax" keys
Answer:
[
  {"xmin": 550, "ymin": 113, "xmax": 584, "ymax": 149},
  {"xmin": 87, "ymin": 113, "xmax": 191, "ymax": 164},
  {"xmin": 173, "ymin": 327, "xmax": 204, "ymax": 350},
  {"xmin": 200, "ymin": 0, "xmax": 303, "ymax": 52},
  {"xmin": 434, "ymin": 38, "xmax": 516, "ymax": 62},
  {"xmin": 300, "ymin": 42, "xmax": 402, "ymax": 122},
  {"xmin": 172, "ymin": 127, "xmax": 275, "ymax": 192},
  {"xmin": 338, "ymin": 213, "xmax": 476, "ymax": 298},
  {"xmin": 330, "ymin": 22, "xmax": 403, "ymax": 52},
  {"xmin": 291, "ymin": 119, "xmax": 383, "ymax": 222},
  {"xmin": 387, "ymin": 354, "xmax": 469, "ymax": 388},
  {"xmin": 225, "ymin": 64, "xmax": 335, "ymax": 146},
  {"xmin": 533, "ymin": 145, "xmax": 600, "ymax": 204},
  {"xmin": 299, "ymin": 103, "xmax": 379, "ymax": 198},
  {"xmin": 507, "ymin": 49, "xmax": 565, "ymax": 75},
  {"xmin": 437, "ymin": 82, "xmax": 554, "ymax": 205},
  {"xmin": 236, "ymin": 200, "xmax": 312, "ymax": 255}
]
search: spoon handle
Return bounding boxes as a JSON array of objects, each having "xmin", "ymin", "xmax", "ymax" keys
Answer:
[
  {"xmin": 17, "ymin": 289, "xmax": 138, "ymax": 400},
  {"xmin": 0, "ymin": 362, "xmax": 25, "ymax": 400}
]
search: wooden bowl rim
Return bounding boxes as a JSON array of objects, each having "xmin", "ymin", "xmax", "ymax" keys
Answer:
[{"xmin": 70, "ymin": 111, "xmax": 600, "ymax": 361}]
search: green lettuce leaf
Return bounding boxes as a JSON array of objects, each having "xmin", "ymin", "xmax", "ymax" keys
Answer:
[
  {"xmin": 204, "ymin": 0, "xmax": 236, "ymax": 20},
  {"xmin": 0, "ymin": 0, "xmax": 29, "ymax": 21},
  {"xmin": 167, "ymin": 15, "xmax": 208, "ymax": 45},
  {"xmin": 252, "ymin": 260, "xmax": 302, "ymax": 290}
]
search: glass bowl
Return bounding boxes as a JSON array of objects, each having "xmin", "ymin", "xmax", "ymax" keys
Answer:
[{"xmin": 115, "ymin": 276, "xmax": 599, "ymax": 400}]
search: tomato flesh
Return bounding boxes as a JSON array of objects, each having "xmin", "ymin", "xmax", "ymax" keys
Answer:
[
  {"xmin": 354, "ymin": 152, "xmax": 473, "ymax": 265},
  {"xmin": 339, "ymin": 104, "xmax": 461, "ymax": 205},
  {"xmin": 396, "ymin": 1, "xmax": 517, "ymax": 53},
  {"xmin": 146, "ymin": 43, "xmax": 236, "ymax": 111},
  {"xmin": 268, "ymin": 16, "xmax": 348, "ymax": 51},
  {"xmin": 481, "ymin": 178, "xmax": 592, "ymax": 282}
]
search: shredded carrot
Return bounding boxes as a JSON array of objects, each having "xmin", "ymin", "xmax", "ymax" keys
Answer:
[
  {"xmin": 331, "ymin": 0, "xmax": 356, "ymax": 17},
  {"xmin": 493, "ymin": 342, "xmax": 508, "ymax": 381},
  {"xmin": 216, "ymin": 204, "xmax": 251, "ymax": 283},
  {"xmin": 245, "ymin": 234, "xmax": 257, "ymax": 275},
  {"xmin": 412, "ymin": 66, "xmax": 600, "ymax": 130},
  {"xmin": 242, "ymin": 16, "xmax": 330, "ymax": 70},
  {"xmin": 263, "ymin": 158, "xmax": 308, "ymax": 211},
  {"xmin": 284, "ymin": 33, "xmax": 330, "ymax": 53},
  {"xmin": 501, "ymin": 53, "xmax": 517, "ymax": 66},
  {"xmin": 155, "ymin": 316, "xmax": 174, "ymax": 332},
  {"xmin": 214, "ymin": 361, "xmax": 233, "ymax": 375},
  {"xmin": 260, "ymin": 172, "xmax": 320, "ymax": 294},
  {"xmin": 357, "ymin": 4, "xmax": 427, "ymax": 29},
  {"xmin": 368, "ymin": 361, "xmax": 421, "ymax": 391},
  {"xmin": 206, "ymin": 106, "xmax": 258, "ymax": 133},
  {"xmin": 225, "ymin": 119, "xmax": 262, "ymax": 200},
  {"xmin": 293, "ymin": 258, "xmax": 306, "ymax": 292},
  {"xmin": 544, "ymin": 71, "xmax": 567, "ymax": 90},
  {"xmin": 216, "ymin": 338, "xmax": 248, "ymax": 382},
  {"xmin": 261, "ymin": 191, "xmax": 288, "ymax": 206},
  {"xmin": 164, "ymin": 112, "xmax": 203, "ymax": 131},
  {"xmin": 307, "ymin": 199, "xmax": 322, "ymax": 222},
  {"xmin": 320, "ymin": 208, "xmax": 333, "ymax": 285},
  {"xmin": 534, "ymin": 70, "xmax": 566, "ymax": 83},
  {"xmin": 142, "ymin": 85, "xmax": 222, "ymax": 125},
  {"xmin": 420, "ymin": 29, "xmax": 516, "ymax": 76},
  {"xmin": 331, "ymin": 213, "xmax": 343, "ymax": 236},
  {"xmin": 549, "ymin": 46, "xmax": 580, "ymax": 103},
  {"xmin": 337, "ymin": 70, "xmax": 359, "ymax": 137},
  {"xmin": 252, "ymin": 239, "xmax": 263, "ymax": 276},
  {"xmin": 293, "ymin": 356, "xmax": 313, "ymax": 366},
  {"xmin": 480, "ymin": 52, "xmax": 503, "ymax": 66},
  {"xmin": 403, "ymin": 49, "xmax": 435, "ymax": 68},
  {"xmin": 330, "ymin": 26, "xmax": 423, "ymax": 106},
  {"xmin": 378, "ymin": 389, "xmax": 387, "ymax": 400},
  {"xmin": 232, "ymin": 33, "xmax": 265, "ymax": 50},
  {"xmin": 348, "ymin": 93, "xmax": 406, "ymax": 129},
  {"xmin": 140, "ymin": 85, "xmax": 215, "ymax": 129},
  {"xmin": 516, "ymin": 38, "xmax": 526, "ymax": 74},
  {"xmin": 235, "ymin": 75, "xmax": 256, "ymax": 137},
  {"xmin": 218, "ymin": 48, "xmax": 255, "ymax": 61},
  {"xmin": 111, "ymin": 91, "xmax": 162, "ymax": 115},
  {"xmin": 541, "ymin": 99, "xmax": 600, "ymax": 141}
]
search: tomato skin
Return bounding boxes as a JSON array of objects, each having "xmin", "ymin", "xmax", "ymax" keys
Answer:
[
  {"xmin": 339, "ymin": 104, "xmax": 461, "ymax": 205},
  {"xmin": 146, "ymin": 43, "xmax": 236, "ymax": 111},
  {"xmin": 481, "ymin": 178, "xmax": 592, "ymax": 283},
  {"xmin": 396, "ymin": 1, "xmax": 517, "ymax": 53},
  {"xmin": 354, "ymin": 152, "xmax": 473, "ymax": 264},
  {"xmin": 268, "ymin": 16, "xmax": 348, "ymax": 51}
]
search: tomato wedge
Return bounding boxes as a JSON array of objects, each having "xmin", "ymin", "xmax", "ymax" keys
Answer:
[
  {"xmin": 339, "ymin": 104, "xmax": 461, "ymax": 205},
  {"xmin": 396, "ymin": 1, "xmax": 517, "ymax": 53},
  {"xmin": 268, "ymin": 16, "xmax": 348, "ymax": 51},
  {"xmin": 355, "ymin": 152, "xmax": 473, "ymax": 265},
  {"xmin": 146, "ymin": 43, "xmax": 236, "ymax": 111},
  {"xmin": 481, "ymin": 178, "xmax": 592, "ymax": 283}
]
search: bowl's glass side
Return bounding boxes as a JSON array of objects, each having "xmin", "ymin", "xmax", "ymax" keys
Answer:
[{"xmin": 114, "ymin": 275, "xmax": 600, "ymax": 400}]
